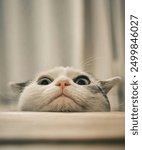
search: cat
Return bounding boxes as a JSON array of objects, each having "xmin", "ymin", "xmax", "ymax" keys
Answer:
[{"xmin": 9, "ymin": 66, "xmax": 121, "ymax": 112}]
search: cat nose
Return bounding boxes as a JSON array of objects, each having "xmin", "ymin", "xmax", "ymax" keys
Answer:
[{"xmin": 55, "ymin": 80, "xmax": 70, "ymax": 89}]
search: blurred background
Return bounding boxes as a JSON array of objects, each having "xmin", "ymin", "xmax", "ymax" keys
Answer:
[{"xmin": 0, "ymin": 0, "xmax": 124, "ymax": 111}]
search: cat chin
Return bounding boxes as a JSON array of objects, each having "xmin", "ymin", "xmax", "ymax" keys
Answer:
[{"xmin": 47, "ymin": 95, "xmax": 85, "ymax": 112}]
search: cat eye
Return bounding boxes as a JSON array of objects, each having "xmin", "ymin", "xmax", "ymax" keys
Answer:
[
  {"xmin": 37, "ymin": 77, "xmax": 52, "ymax": 85},
  {"xmin": 73, "ymin": 75, "xmax": 90, "ymax": 85}
]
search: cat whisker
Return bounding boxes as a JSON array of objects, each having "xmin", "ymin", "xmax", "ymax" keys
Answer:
[{"xmin": 80, "ymin": 56, "xmax": 106, "ymax": 68}]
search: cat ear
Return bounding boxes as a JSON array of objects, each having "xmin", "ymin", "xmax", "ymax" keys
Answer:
[
  {"xmin": 9, "ymin": 81, "xmax": 30, "ymax": 94},
  {"xmin": 97, "ymin": 76, "xmax": 121, "ymax": 94}
]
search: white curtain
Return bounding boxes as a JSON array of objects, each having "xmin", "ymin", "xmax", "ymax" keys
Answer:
[{"xmin": 0, "ymin": 0, "xmax": 124, "ymax": 111}]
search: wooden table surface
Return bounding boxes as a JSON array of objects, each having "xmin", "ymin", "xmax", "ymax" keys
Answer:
[{"xmin": 0, "ymin": 112, "xmax": 124, "ymax": 150}]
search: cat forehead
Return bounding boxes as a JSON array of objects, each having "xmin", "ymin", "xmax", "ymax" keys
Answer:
[{"xmin": 35, "ymin": 67, "xmax": 91, "ymax": 79}]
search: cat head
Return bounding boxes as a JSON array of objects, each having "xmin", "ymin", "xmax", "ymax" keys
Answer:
[{"xmin": 10, "ymin": 66, "xmax": 121, "ymax": 112}]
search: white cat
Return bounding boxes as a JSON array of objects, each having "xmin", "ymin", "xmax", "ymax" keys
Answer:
[{"xmin": 10, "ymin": 66, "xmax": 121, "ymax": 112}]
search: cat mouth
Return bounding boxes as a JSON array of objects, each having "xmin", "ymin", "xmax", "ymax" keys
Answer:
[
  {"xmin": 47, "ymin": 92, "xmax": 84, "ymax": 109},
  {"xmin": 49, "ymin": 93, "xmax": 75, "ymax": 103}
]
